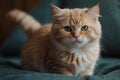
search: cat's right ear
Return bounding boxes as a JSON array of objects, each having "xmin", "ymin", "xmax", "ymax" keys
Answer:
[{"xmin": 51, "ymin": 4, "xmax": 65, "ymax": 21}]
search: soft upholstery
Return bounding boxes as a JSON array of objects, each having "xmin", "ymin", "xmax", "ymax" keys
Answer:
[
  {"xmin": 0, "ymin": 58, "xmax": 120, "ymax": 80},
  {"xmin": 0, "ymin": 0, "xmax": 120, "ymax": 80}
]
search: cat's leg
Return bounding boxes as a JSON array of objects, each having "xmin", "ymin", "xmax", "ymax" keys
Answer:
[
  {"xmin": 46, "ymin": 61, "xmax": 74, "ymax": 76},
  {"xmin": 48, "ymin": 67, "xmax": 74, "ymax": 76},
  {"xmin": 49, "ymin": 69, "xmax": 73, "ymax": 76},
  {"xmin": 79, "ymin": 63, "xmax": 95, "ymax": 76},
  {"xmin": 58, "ymin": 70, "xmax": 73, "ymax": 76}
]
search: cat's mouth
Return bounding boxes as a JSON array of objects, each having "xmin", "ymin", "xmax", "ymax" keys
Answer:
[
  {"xmin": 71, "ymin": 38, "xmax": 88, "ymax": 47},
  {"xmin": 62, "ymin": 38, "xmax": 87, "ymax": 47},
  {"xmin": 73, "ymin": 40, "xmax": 83, "ymax": 44}
]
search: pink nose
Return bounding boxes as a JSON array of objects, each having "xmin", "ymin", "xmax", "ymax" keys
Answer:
[{"xmin": 74, "ymin": 36, "xmax": 80, "ymax": 40}]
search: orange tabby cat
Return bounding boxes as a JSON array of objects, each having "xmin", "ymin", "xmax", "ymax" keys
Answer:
[{"xmin": 8, "ymin": 4, "xmax": 102, "ymax": 76}]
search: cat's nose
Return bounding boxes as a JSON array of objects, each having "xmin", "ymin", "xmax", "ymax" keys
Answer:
[{"xmin": 74, "ymin": 36, "xmax": 80, "ymax": 40}]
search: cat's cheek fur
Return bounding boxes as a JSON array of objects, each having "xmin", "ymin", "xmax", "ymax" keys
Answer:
[{"xmin": 88, "ymin": 30, "xmax": 101, "ymax": 43}]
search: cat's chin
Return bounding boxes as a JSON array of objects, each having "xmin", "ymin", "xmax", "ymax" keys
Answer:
[
  {"xmin": 62, "ymin": 41, "xmax": 88, "ymax": 50},
  {"xmin": 72, "ymin": 42, "xmax": 86, "ymax": 48},
  {"xmin": 53, "ymin": 40, "xmax": 83, "ymax": 51},
  {"xmin": 62, "ymin": 38, "xmax": 88, "ymax": 48},
  {"xmin": 52, "ymin": 37, "xmax": 88, "ymax": 50},
  {"xmin": 73, "ymin": 40, "xmax": 83, "ymax": 44}
]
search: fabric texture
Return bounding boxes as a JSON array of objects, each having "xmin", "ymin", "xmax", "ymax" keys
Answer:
[{"xmin": 0, "ymin": 58, "xmax": 120, "ymax": 80}]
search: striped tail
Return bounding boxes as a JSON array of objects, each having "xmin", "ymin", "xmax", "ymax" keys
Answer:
[{"xmin": 8, "ymin": 10, "xmax": 41, "ymax": 37}]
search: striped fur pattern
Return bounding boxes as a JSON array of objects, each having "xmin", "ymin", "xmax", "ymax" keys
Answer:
[
  {"xmin": 8, "ymin": 10, "xmax": 41, "ymax": 37},
  {"xmin": 8, "ymin": 4, "xmax": 102, "ymax": 76}
]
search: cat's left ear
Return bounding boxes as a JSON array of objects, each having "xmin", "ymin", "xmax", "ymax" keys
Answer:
[
  {"xmin": 51, "ymin": 4, "xmax": 65, "ymax": 21},
  {"xmin": 86, "ymin": 3, "xmax": 100, "ymax": 20}
]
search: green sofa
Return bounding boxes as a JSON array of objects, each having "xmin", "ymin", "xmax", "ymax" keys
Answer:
[{"xmin": 1, "ymin": 0, "xmax": 120, "ymax": 80}]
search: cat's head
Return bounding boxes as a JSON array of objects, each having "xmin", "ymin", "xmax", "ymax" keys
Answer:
[{"xmin": 51, "ymin": 4, "xmax": 102, "ymax": 49}]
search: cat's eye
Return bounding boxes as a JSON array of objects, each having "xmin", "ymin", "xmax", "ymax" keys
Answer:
[
  {"xmin": 81, "ymin": 25, "xmax": 88, "ymax": 31},
  {"xmin": 64, "ymin": 26, "xmax": 72, "ymax": 32}
]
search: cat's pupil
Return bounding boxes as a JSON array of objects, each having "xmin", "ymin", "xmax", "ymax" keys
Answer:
[
  {"xmin": 64, "ymin": 26, "xmax": 72, "ymax": 32},
  {"xmin": 81, "ymin": 25, "xmax": 88, "ymax": 31}
]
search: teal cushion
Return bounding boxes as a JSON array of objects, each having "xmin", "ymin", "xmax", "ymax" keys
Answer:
[
  {"xmin": 1, "ymin": 27, "xmax": 27, "ymax": 56},
  {"xmin": 63, "ymin": 0, "xmax": 120, "ymax": 57},
  {"xmin": 0, "ymin": 58, "xmax": 120, "ymax": 80}
]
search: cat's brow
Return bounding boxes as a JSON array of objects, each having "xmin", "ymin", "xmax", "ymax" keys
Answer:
[{"xmin": 69, "ymin": 10, "xmax": 84, "ymax": 26}]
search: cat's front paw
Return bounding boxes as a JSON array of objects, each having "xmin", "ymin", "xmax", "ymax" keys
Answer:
[
  {"xmin": 79, "ymin": 69, "xmax": 93, "ymax": 77},
  {"xmin": 62, "ymin": 71, "xmax": 74, "ymax": 76}
]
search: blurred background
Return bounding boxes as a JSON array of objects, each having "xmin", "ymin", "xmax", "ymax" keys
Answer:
[
  {"xmin": 0, "ymin": 0, "xmax": 60, "ymax": 57},
  {"xmin": 0, "ymin": 0, "xmax": 41, "ymax": 45}
]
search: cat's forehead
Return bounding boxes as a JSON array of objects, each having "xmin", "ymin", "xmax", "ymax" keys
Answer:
[
  {"xmin": 63, "ymin": 8, "xmax": 88, "ymax": 26},
  {"xmin": 63, "ymin": 8, "xmax": 88, "ymax": 16}
]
